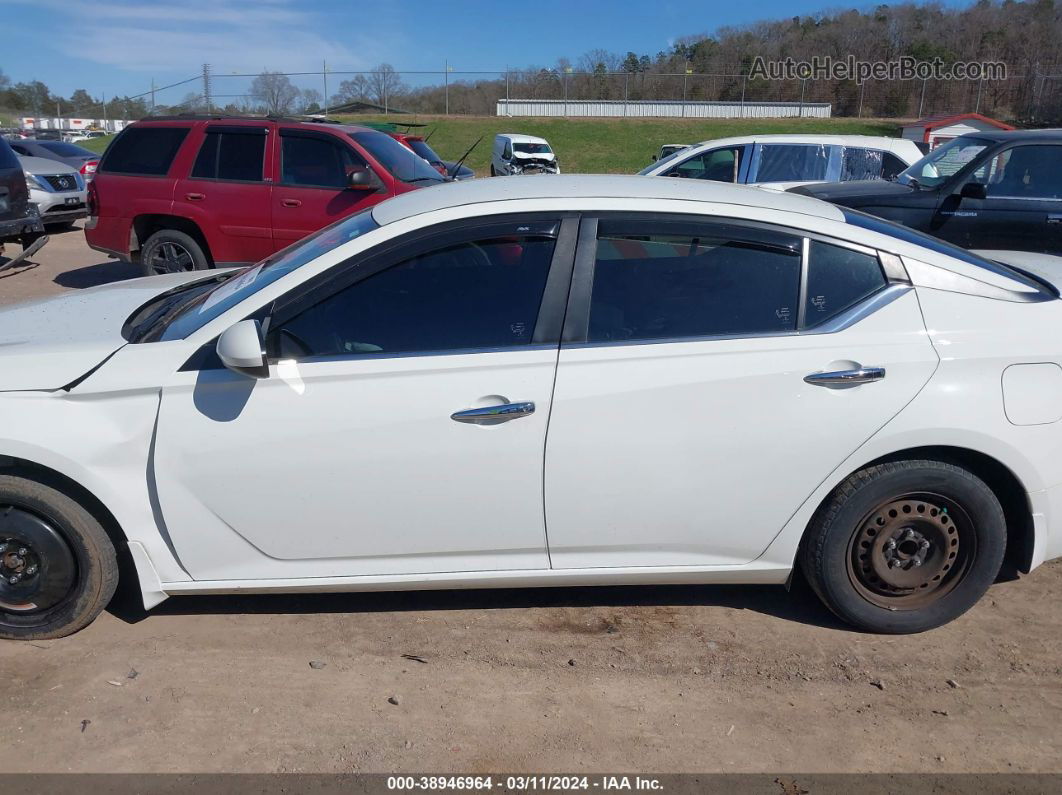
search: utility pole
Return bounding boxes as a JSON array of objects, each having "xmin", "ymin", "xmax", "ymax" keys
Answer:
[
  {"xmin": 740, "ymin": 72, "xmax": 747, "ymax": 118},
  {"xmin": 857, "ymin": 80, "xmax": 866, "ymax": 118},
  {"xmin": 564, "ymin": 66, "xmax": 572, "ymax": 117},
  {"xmin": 102, "ymin": 93, "xmax": 108, "ymax": 125},
  {"xmin": 323, "ymin": 61, "xmax": 329, "ymax": 118},
  {"xmin": 505, "ymin": 66, "xmax": 510, "ymax": 114},
  {"xmin": 202, "ymin": 63, "xmax": 213, "ymax": 113},
  {"xmin": 799, "ymin": 78, "xmax": 807, "ymax": 118},
  {"xmin": 975, "ymin": 76, "xmax": 984, "ymax": 113},
  {"xmin": 151, "ymin": 78, "xmax": 156, "ymax": 115},
  {"xmin": 918, "ymin": 76, "xmax": 928, "ymax": 118},
  {"xmin": 682, "ymin": 61, "xmax": 691, "ymax": 117}
]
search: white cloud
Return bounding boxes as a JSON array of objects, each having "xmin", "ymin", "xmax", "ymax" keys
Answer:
[{"xmin": 4, "ymin": 0, "xmax": 401, "ymax": 75}]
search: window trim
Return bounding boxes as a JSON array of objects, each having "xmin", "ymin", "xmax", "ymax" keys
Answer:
[
  {"xmin": 187, "ymin": 126, "xmax": 269, "ymax": 185},
  {"xmin": 258, "ymin": 212, "xmax": 579, "ymax": 363},
  {"xmin": 561, "ymin": 212, "xmax": 908, "ymax": 348},
  {"xmin": 967, "ymin": 143, "xmax": 1062, "ymax": 202}
]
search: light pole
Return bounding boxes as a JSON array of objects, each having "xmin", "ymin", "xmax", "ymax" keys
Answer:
[{"xmin": 563, "ymin": 66, "xmax": 572, "ymax": 117}]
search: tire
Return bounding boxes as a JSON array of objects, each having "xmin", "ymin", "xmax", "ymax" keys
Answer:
[
  {"xmin": 0, "ymin": 475, "xmax": 118, "ymax": 640},
  {"xmin": 140, "ymin": 229, "xmax": 210, "ymax": 277},
  {"xmin": 800, "ymin": 460, "xmax": 1006, "ymax": 634}
]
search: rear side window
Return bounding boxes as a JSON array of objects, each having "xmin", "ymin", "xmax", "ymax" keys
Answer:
[
  {"xmin": 754, "ymin": 144, "xmax": 830, "ymax": 183},
  {"xmin": 588, "ymin": 220, "xmax": 802, "ymax": 342},
  {"xmin": 192, "ymin": 129, "xmax": 266, "ymax": 182},
  {"xmin": 882, "ymin": 152, "xmax": 907, "ymax": 180},
  {"xmin": 100, "ymin": 126, "xmax": 189, "ymax": 176},
  {"xmin": 804, "ymin": 241, "xmax": 887, "ymax": 326},
  {"xmin": 0, "ymin": 137, "xmax": 18, "ymax": 169}
]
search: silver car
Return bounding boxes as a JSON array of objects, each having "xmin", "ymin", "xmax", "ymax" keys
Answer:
[
  {"xmin": 8, "ymin": 139, "xmax": 99, "ymax": 181},
  {"xmin": 17, "ymin": 155, "xmax": 87, "ymax": 229}
]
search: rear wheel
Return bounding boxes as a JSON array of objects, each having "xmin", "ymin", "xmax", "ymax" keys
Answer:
[
  {"xmin": 800, "ymin": 460, "xmax": 1006, "ymax": 634},
  {"xmin": 140, "ymin": 229, "xmax": 210, "ymax": 277},
  {"xmin": 0, "ymin": 476, "xmax": 118, "ymax": 640}
]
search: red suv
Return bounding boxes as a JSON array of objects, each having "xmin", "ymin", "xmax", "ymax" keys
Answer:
[{"xmin": 86, "ymin": 116, "xmax": 447, "ymax": 275}]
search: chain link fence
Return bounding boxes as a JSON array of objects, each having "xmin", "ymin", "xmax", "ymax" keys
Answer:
[{"xmin": 28, "ymin": 65, "xmax": 1062, "ymax": 125}]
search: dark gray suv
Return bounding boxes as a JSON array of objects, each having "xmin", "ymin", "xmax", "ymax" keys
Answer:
[{"xmin": 0, "ymin": 136, "xmax": 45, "ymax": 256}]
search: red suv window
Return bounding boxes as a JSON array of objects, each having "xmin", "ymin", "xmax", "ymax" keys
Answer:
[{"xmin": 100, "ymin": 126, "xmax": 190, "ymax": 176}]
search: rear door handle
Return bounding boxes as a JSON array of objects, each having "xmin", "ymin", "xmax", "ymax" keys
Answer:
[
  {"xmin": 451, "ymin": 401, "xmax": 535, "ymax": 424},
  {"xmin": 281, "ymin": 198, "xmax": 302, "ymax": 208},
  {"xmin": 184, "ymin": 192, "xmax": 205, "ymax": 201},
  {"xmin": 804, "ymin": 367, "xmax": 886, "ymax": 387}
]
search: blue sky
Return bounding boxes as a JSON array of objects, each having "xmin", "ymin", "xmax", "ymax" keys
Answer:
[{"xmin": 2, "ymin": 0, "xmax": 978, "ymax": 103}]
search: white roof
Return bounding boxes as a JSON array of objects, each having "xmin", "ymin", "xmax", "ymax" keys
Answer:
[
  {"xmin": 371, "ymin": 174, "xmax": 845, "ymax": 226},
  {"xmin": 690, "ymin": 133, "xmax": 910, "ymax": 149},
  {"xmin": 497, "ymin": 133, "xmax": 549, "ymax": 144}
]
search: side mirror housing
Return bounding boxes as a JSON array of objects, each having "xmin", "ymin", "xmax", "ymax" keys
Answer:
[
  {"xmin": 347, "ymin": 167, "xmax": 380, "ymax": 191},
  {"xmin": 960, "ymin": 182, "xmax": 988, "ymax": 200},
  {"xmin": 217, "ymin": 319, "xmax": 269, "ymax": 379}
]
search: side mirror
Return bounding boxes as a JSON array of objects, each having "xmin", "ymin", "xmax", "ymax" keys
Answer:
[
  {"xmin": 216, "ymin": 319, "xmax": 268, "ymax": 379},
  {"xmin": 960, "ymin": 182, "xmax": 987, "ymax": 200},
  {"xmin": 347, "ymin": 167, "xmax": 380, "ymax": 191}
]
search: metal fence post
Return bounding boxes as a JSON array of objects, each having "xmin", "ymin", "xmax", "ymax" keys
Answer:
[
  {"xmin": 918, "ymin": 77, "xmax": 927, "ymax": 118},
  {"xmin": 322, "ymin": 61, "xmax": 328, "ymax": 118},
  {"xmin": 740, "ymin": 72, "xmax": 747, "ymax": 118},
  {"xmin": 857, "ymin": 79, "xmax": 865, "ymax": 118},
  {"xmin": 799, "ymin": 78, "xmax": 806, "ymax": 118},
  {"xmin": 624, "ymin": 72, "xmax": 629, "ymax": 117}
]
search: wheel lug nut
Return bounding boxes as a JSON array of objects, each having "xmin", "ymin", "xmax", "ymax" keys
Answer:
[
  {"xmin": 905, "ymin": 529, "xmax": 916, "ymax": 540},
  {"xmin": 890, "ymin": 559, "xmax": 902, "ymax": 568},
  {"xmin": 885, "ymin": 540, "xmax": 896, "ymax": 549},
  {"xmin": 25, "ymin": 565, "xmax": 37, "ymax": 575},
  {"xmin": 8, "ymin": 575, "xmax": 20, "ymax": 584},
  {"xmin": 920, "ymin": 540, "xmax": 930, "ymax": 549},
  {"xmin": 17, "ymin": 547, "xmax": 27, "ymax": 556},
  {"xmin": 911, "ymin": 558, "xmax": 922, "ymax": 567}
]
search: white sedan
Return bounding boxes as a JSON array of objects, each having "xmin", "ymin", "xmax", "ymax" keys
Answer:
[{"xmin": 1, "ymin": 176, "xmax": 1060, "ymax": 639}]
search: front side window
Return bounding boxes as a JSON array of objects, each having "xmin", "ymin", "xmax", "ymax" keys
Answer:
[
  {"xmin": 502, "ymin": 141, "xmax": 513, "ymax": 160},
  {"xmin": 99, "ymin": 126, "xmax": 189, "ymax": 176},
  {"xmin": 982, "ymin": 145, "xmax": 1062, "ymax": 200},
  {"xmin": 666, "ymin": 147, "xmax": 742, "ymax": 182},
  {"xmin": 588, "ymin": 220, "xmax": 802, "ymax": 342},
  {"xmin": 282, "ymin": 134, "xmax": 366, "ymax": 188},
  {"xmin": 140, "ymin": 209, "xmax": 381, "ymax": 342},
  {"xmin": 804, "ymin": 241, "xmax": 887, "ymax": 325},
  {"xmin": 897, "ymin": 136, "xmax": 991, "ymax": 188},
  {"xmin": 753, "ymin": 144, "xmax": 830, "ymax": 183},
  {"xmin": 192, "ymin": 129, "xmax": 266, "ymax": 182},
  {"xmin": 268, "ymin": 225, "xmax": 558, "ymax": 358}
]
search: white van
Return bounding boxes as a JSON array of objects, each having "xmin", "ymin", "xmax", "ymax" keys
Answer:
[{"xmin": 490, "ymin": 134, "xmax": 560, "ymax": 176}]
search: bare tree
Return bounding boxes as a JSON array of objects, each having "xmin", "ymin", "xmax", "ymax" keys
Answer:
[
  {"xmin": 366, "ymin": 64, "xmax": 404, "ymax": 107},
  {"xmin": 249, "ymin": 71, "xmax": 300, "ymax": 115},
  {"xmin": 299, "ymin": 88, "xmax": 322, "ymax": 113},
  {"xmin": 334, "ymin": 75, "xmax": 370, "ymax": 105}
]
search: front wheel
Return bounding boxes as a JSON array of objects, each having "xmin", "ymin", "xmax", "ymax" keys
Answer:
[
  {"xmin": 800, "ymin": 460, "xmax": 1006, "ymax": 634},
  {"xmin": 140, "ymin": 229, "xmax": 210, "ymax": 277},
  {"xmin": 0, "ymin": 475, "xmax": 118, "ymax": 640}
]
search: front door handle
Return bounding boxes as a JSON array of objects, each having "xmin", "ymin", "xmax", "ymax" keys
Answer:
[
  {"xmin": 1048, "ymin": 214, "xmax": 1062, "ymax": 224},
  {"xmin": 804, "ymin": 367, "xmax": 886, "ymax": 387},
  {"xmin": 185, "ymin": 192, "xmax": 205, "ymax": 201},
  {"xmin": 451, "ymin": 401, "xmax": 535, "ymax": 424},
  {"xmin": 281, "ymin": 198, "xmax": 302, "ymax": 208}
]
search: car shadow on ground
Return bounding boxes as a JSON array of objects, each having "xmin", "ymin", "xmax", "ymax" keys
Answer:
[
  {"xmin": 106, "ymin": 573, "xmax": 852, "ymax": 632},
  {"xmin": 53, "ymin": 258, "xmax": 140, "ymax": 288}
]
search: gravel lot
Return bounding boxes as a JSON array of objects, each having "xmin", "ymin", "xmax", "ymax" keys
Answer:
[{"xmin": 1, "ymin": 227, "xmax": 1061, "ymax": 774}]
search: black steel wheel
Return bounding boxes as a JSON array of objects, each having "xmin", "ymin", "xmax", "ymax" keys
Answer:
[
  {"xmin": 801, "ymin": 460, "xmax": 1006, "ymax": 634},
  {"xmin": 0, "ymin": 475, "xmax": 118, "ymax": 640}
]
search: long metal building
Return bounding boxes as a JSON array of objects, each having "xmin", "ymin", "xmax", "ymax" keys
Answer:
[{"xmin": 496, "ymin": 99, "xmax": 832, "ymax": 119}]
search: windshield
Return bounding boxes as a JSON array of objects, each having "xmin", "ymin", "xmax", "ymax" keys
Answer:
[
  {"xmin": 897, "ymin": 136, "xmax": 991, "ymax": 188},
  {"xmin": 39, "ymin": 141, "xmax": 94, "ymax": 158},
  {"xmin": 408, "ymin": 139, "xmax": 442, "ymax": 164},
  {"xmin": 139, "ymin": 208, "xmax": 381, "ymax": 342},
  {"xmin": 350, "ymin": 131, "xmax": 446, "ymax": 185},
  {"xmin": 513, "ymin": 142, "xmax": 551, "ymax": 155}
]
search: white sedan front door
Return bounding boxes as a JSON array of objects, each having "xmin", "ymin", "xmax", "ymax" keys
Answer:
[
  {"xmin": 153, "ymin": 219, "xmax": 570, "ymax": 581},
  {"xmin": 545, "ymin": 218, "xmax": 938, "ymax": 568}
]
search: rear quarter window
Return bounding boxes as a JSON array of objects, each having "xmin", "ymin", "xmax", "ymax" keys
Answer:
[{"xmin": 99, "ymin": 126, "xmax": 190, "ymax": 176}]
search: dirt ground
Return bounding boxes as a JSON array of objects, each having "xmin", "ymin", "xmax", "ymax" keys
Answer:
[{"xmin": 1, "ymin": 228, "xmax": 1061, "ymax": 775}]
